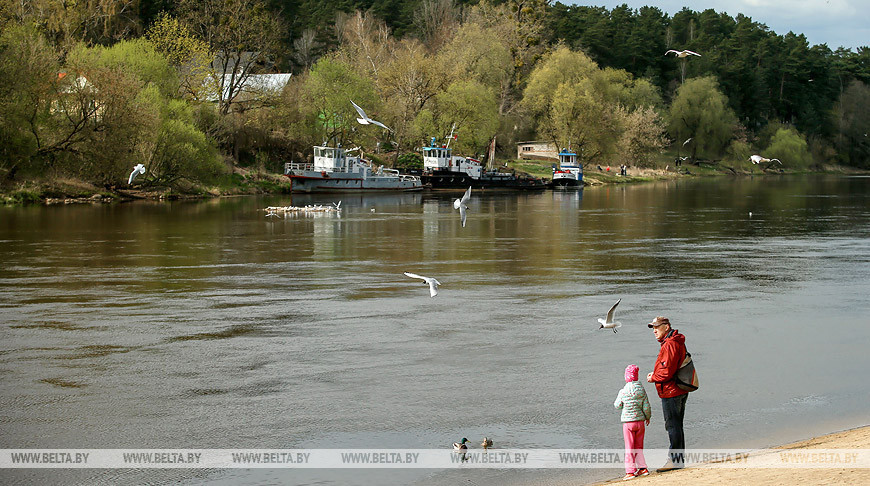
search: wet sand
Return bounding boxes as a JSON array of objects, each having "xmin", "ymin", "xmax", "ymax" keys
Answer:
[{"xmin": 593, "ymin": 425, "xmax": 870, "ymax": 485}]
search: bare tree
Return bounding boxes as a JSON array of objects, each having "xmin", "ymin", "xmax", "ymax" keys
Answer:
[
  {"xmin": 178, "ymin": 0, "xmax": 284, "ymax": 115},
  {"xmin": 412, "ymin": 0, "xmax": 460, "ymax": 51},
  {"xmin": 292, "ymin": 28, "xmax": 320, "ymax": 68},
  {"xmin": 335, "ymin": 10, "xmax": 393, "ymax": 82}
]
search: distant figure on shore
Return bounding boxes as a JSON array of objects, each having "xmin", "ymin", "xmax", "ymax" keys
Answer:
[
  {"xmin": 646, "ymin": 316, "xmax": 689, "ymax": 472},
  {"xmin": 615, "ymin": 364, "xmax": 651, "ymax": 480}
]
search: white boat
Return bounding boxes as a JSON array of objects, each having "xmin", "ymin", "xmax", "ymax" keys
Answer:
[
  {"xmin": 284, "ymin": 146, "xmax": 423, "ymax": 193},
  {"xmin": 549, "ymin": 149, "xmax": 583, "ymax": 188}
]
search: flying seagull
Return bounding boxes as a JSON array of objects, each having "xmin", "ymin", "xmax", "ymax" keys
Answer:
[
  {"xmin": 666, "ymin": 49, "xmax": 701, "ymax": 58},
  {"xmin": 128, "ymin": 163, "xmax": 146, "ymax": 185},
  {"xmin": 598, "ymin": 299, "xmax": 622, "ymax": 333},
  {"xmin": 749, "ymin": 155, "xmax": 782, "ymax": 165},
  {"xmin": 403, "ymin": 272, "xmax": 441, "ymax": 297},
  {"xmin": 350, "ymin": 100, "xmax": 392, "ymax": 132},
  {"xmin": 454, "ymin": 186, "xmax": 472, "ymax": 228},
  {"xmin": 682, "ymin": 137, "xmax": 693, "ymax": 146}
]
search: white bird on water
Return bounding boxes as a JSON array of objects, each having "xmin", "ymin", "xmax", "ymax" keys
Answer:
[
  {"xmin": 350, "ymin": 100, "xmax": 392, "ymax": 132},
  {"xmin": 750, "ymin": 154, "xmax": 782, "ymax": 165},
  {"xmin": 403, "ymin": 272, "xmax": 441, "ymax": 297},
  {"xmin": 666, "ymin": 49, "xmax": 701, "ymax": 58},
  {"xmin": 598, "ymin": 299, "xmax": 622, "ymax": 333},
  {"xmin": 128, "ymin": 163, "xmax": 145, "ymax": 184},
  {"xmin": 454, "ymin": 186, "xmax": 472, "ymax": 228}
]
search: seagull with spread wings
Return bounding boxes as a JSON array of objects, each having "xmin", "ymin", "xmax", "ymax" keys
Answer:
[
  {"xmin": 454, "ymin": 186, "xmax": 472, "ymax": 228},
  {"xmin": 128, "ymin": 164, "xmax": 146, "ymax": 185},
  {"xmin": 598, "ymin": 299, "xmax": 622, "ymax": 333},
  {"xmin": 350, "ymin": 100, "xmax": 392, "ymax": 132},
  {"xmin": 666, "ymin": 49, "xmax": 701, "ymax": 58},
  {"xmin": 750, "ymin": 154, "xmax": 782, "ymax": 165},
  {"xmin": 403, "ymin": 272, "xmax": 441, "ymax": 297}
]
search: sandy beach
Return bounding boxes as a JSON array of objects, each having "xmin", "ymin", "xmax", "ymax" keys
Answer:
[{"xmin": 593, "ymin": 425, "xmax": 870, "ymax": 485}]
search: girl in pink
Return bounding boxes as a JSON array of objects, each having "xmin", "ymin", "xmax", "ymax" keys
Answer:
[{"xmin": 614, "ymin": 364, "xmax": 651, "ymax": 480}]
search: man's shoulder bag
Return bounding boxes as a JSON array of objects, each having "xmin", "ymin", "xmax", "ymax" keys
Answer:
[{"xmin": 675, "ymin": 350, "xmax": 699, "ymax": 392}]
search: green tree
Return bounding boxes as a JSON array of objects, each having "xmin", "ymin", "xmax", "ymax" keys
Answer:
[
  {"xmin": 833, "ymin": 80, "xmax": 870, "ymax": 167},
  {"xmin": 414, "ymin": 80, "xmax": 499, "ymax": 155},
  {"xmin": 523, "ymin": 46, "xmax": 663, "ymax": 165},
  {"xmin": 0, "ymin": 24, "xmax": 59, "ymax": 180},
  {"xmin": 668, "ymin": 76, "xmax": 737, "ymax": 159},
  {"xmin": 137, "ymin": 85, "xmax": 225, "ymax": 185},
  {"xmin": 302, "ymin": 56, "xmax": 381, "ymax": 148},
  {"xmin": 145, "ymin": 12, "xmax": 213, "ymax": 101},
  {"xmin": 71, "ymin": 38, "xmax": 179, "ymax": 98},
  {"xmin": 764, "ymin": 126, "xmax": 812, "ymax": 168}
]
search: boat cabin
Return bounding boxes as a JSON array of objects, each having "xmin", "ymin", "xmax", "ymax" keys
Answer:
[
  {"xmin": 558, "ymin": 150, "xmax": 579, "ymax": 168},
  {"xmin": 422, "ymin": 138, "xmax": 482, "ymax": 178},
  {"xmin": 313, "ymin": 146, "xmax": 368, "ymax": 174}
]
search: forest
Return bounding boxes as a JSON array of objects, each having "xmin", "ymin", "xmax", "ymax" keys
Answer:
[{"xmin": 1, "ymin": 0, "xmax": 868, "ymax": 195}]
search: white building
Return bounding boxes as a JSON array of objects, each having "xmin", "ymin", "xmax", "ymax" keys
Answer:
[{"xmin": 516, "ymin": 141, "xmax": 558, "ymax": 161}]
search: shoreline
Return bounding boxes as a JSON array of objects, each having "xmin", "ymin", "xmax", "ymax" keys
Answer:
[
  {"xmin": 589, "ymin": 424, "xmax": 870, "ymax": 485},
  {"xmin": 3, "ymin": 165, "xmax": 868, "ymax": 205}
]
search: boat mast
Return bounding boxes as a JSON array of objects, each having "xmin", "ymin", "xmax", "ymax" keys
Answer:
[{"xmin": 445, "ymin": 123, "xmax": 456, "ymax": 150}]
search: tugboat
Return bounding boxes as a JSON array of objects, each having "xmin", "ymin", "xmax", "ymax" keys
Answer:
[
  {"xmin": 421, "ymin": 131, "xmax": 546, "ymax": 190},
  {"xmin": 548, "ymin": 149, "xmax": 583, "ymax": 188},
  {"xmin": 284, "ymin": 145, "xmax": 423, "ymax": 193}
]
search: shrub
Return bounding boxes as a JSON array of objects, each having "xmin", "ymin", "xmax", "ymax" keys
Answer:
[
  {"xmin": 764, "ymin": 127, "xmax": 812, "ymax": 169},
  {"xmin": 395, "ymin": 153, "xmax": 423, "ymax": 170}
]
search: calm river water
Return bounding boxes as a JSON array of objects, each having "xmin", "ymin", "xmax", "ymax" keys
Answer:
[{"xmin": 2, "ymin": 175, "xmax": 870, "ymax": 485}]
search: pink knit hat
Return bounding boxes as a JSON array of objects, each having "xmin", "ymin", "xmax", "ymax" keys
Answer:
[{"xmin": 625, "ymin": 364, "xmax": 639, "ymax": 382}]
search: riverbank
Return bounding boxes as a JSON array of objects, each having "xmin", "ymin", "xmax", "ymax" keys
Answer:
[
  {"xmin": 0, "ymin": 167, "xmax": 292, "ymax": 205},
  {"xmin": 1, "ymin": 163, "xmax": 866, "ymax": 205},
  {"xmin": 591, "ymin": 424, "xmax": 870, "ymax": 486}
]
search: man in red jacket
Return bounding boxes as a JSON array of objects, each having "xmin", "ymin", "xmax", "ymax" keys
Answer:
[{"xmin": 646, "ymin": 316, "xmax": 688, "ymax": 472}]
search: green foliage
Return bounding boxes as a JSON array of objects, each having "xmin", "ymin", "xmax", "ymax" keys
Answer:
[
  {"xmin": 764, "ymin": 127, "xmax": 812, "ymax": 168},
  {"xmin": 142, "ymin": 89, "xmax": 225, "ymax": 185},
  {"xmin": 302, "ymin": 56, "xmax": 380, "ymax": 147},
  {"xmin": 834, "ymin": 80, "xmax": 870, "ymax": 167},
  {"xmin": 668, "ymin": 76, "xmax": 737, "ymax": 159},
  {"xmin": 395, "ymin": 152, "xmax": 423, "ymax": 170},
  {"xmin": 0, "ymin": 24, "xmax": 60, "ymax": 180},
  {"xmin": 145, "ymin": 12, "xmax": 213, "ymax": 101},
  {"xmin": 727, "ymin": 139, "xmax": 752, "ymax": 165},
  {"xmin": 70, "ymin": 39, "xmax": 180, "ymax": 98},
  {"xmin": 419, "ymin": 80, "xmax": 499, "ymax": 154},
  {"xmin": 523, "ymin": 46, "xmax": 665, "ymax": 165}
]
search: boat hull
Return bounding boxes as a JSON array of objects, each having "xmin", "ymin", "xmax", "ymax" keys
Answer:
[
  {"xmin": 286, "ymin": 171, "xmax": 423, "ymax": 193},
  {"xmin": 421, "ymin": 170, "xmax": 546, "ymax": 190},
  {"xmin": 549, "ymin": 177, "xmax": 582, "ymax": 188}
]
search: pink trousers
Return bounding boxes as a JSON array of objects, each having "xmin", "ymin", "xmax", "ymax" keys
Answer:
[{"xmin": 622, "ymin": 421, "xmax": 647, "ymax": 474}]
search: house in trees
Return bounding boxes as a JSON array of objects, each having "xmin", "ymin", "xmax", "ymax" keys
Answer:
[
  {"xmin": 517, "ymin": 141, "xmax": 558, "ymax": 161},
  {"xmin": 51, "ymin": 72, "xmax": 104, "ymax": 122}
]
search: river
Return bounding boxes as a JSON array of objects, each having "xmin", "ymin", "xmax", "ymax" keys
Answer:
[{"xmin": 1, "ymin": 175, "xmax": 869, "ymax": 485}]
